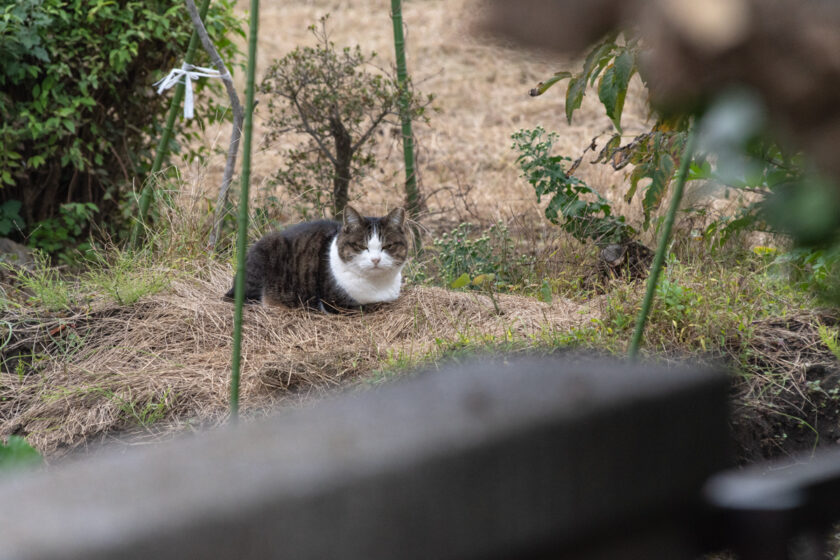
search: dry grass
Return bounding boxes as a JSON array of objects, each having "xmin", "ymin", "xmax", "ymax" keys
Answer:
[
  {"xmin": 728, "ymin": 310, "xmax": 840, "ymax": 462},
  {"xmin": 1, "ymin": 264, "xmax": 596, "ymax": 458}
]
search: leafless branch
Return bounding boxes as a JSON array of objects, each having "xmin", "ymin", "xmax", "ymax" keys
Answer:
[{"xmin": 184, "ymin": 0, "xmax": 244, "ymax": 251}]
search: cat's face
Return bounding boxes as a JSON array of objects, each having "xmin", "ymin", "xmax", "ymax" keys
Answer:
[{"xmin": 336, "ymin": 206, "xmax": 408, "ymax": 275}]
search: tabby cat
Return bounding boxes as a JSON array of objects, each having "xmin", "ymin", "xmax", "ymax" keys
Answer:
[{"xmin": 224, "ymin": 206, "xmax": 408, "ymax": 311}]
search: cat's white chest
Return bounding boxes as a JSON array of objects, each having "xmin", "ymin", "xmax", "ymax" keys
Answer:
[{"xmin": 328, "ymin": 238, "xmax": 403, "ymax": 304}]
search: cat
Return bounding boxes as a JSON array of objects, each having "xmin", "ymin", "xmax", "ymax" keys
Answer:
[{"xmin": 223, "ymin": 206, "xmax": 408, "ymax": 312}]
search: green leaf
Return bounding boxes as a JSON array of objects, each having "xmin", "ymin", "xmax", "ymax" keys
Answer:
[
  {"xmin": 0, "ymin": 436, "xmax": 42, "ymax": 472},
  {"xmin": 582, "ymin": 38, "xmax": 616, "ymax": 84},
  {"xmin": 597, "ymin": 50, "xmax": 634, "ymax": 133},
  {"xmin": 471, "ymin": 273, "xmax": 495, "ymax": 286},
  {"xmin": 450, "ymin": 273, "xmax": 471, "ymax": 289},
  {"xmin": 642, "ymin": 153, "xmax": 675, "ymax": 228},
  {"xmin": 529, "ymin": 71, "xmax": 572, "ymax": 97},
  {"xmin": 626, "ymin": 164, "xmax": 648, "ymax": 203},
  {"xmin": 565, "ymin": 76, "xmax": 586, "ymax": 124},
  {"xmin": 538, "ymin": 278, "xmax": 553, "ymax": 303}
]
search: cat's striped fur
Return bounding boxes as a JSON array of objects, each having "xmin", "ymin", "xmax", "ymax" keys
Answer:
[{"xmin": 224, "ymin": 206, "xmax": 407, "ymax": 311}]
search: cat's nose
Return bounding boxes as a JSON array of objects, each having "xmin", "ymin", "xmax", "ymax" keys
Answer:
[{"xmin": 371, "ymin": 256, "xmax": 381, "ymax": 266}]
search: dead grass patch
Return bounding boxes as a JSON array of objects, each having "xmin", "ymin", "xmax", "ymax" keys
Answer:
[
  {"xmin": 729, "ymin": 310, "xmax": 840, "ymax": 462},
  {"xmin": 1, "ymin": 264, "xmax": 596, "ymax": 458}
]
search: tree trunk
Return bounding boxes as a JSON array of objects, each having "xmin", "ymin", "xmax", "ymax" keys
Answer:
[{"xmin": 330, "ymin": 115, "xmax": 352, "ymax": 218}]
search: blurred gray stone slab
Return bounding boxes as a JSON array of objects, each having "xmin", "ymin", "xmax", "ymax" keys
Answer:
[{"xmin": 0, "ymin": 357, "xmax": 730, "ymax": 560}]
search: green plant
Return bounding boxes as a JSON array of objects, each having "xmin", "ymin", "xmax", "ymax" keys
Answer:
[
  {"xmin": 28, "ymin": 202, "xmax": 98, "ymax": 264},
  {"xmin": 0, "ymin": 0, "xmax": 243, "ymax": 245},
  {"xmin": 230, "ymin": 0, "xmax": 261, "ymax": 423},
  {"xmin": 259, "ymin": 15, "xmax": 432, "ymax": 218},
  {"xmin": 531, "ymin": 34, "xmax": 840, "ymax": 263},
  {"xmin": 85, "ymin": 248, "xmax": 169, "ymax": 305},
  {"xmin": 13, "ymin": 250, "xmax": 76, "ymax": 311},
  {"xmin": 512, "ymin": 127, "xmax": 634, "ymax": 245},
  {"xmin": 655, "ymin": 275, "xmax": 700, "ymax": 325},
  {"xmin": 818, "ymin": 324, "xmax": 840, "ymax": 362},
  {"xmin": 116, "ymin": 389, "xmax": 171, "ymax": 427},
  {"xmin": 0, "ymin": 200, "xmax": 24, "ymax": 235},
  {"xmin": 0, "ymin": 435, "xmax": 41, "ymax": 472},
  {"xmin": 432, "ymin": 222, "xmax": 532, "ymax": 288},
  {"xmin": 531, "ymin": 33, "xmax": 638, "ymax": 132},
  {"xmin": 773, "ymin": 247, "xmax": 840, "ymax": 303}
]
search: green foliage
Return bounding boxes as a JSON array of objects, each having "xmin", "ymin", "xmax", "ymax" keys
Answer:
[
  {"xmin": 592, "ymin": 252, "xmax": 806, "ymax": 353},
  {"xmin": 818, "ymin": 324, "xmax": 840, "ymax": 362},
  {"xmin": 28, "ymin": 202, "xmax": 98, "ymax": 264},
  {"xmin": 0, "ymin": 200, "xmax": 23, "ymax": 235},
  {"xmin": 655, "ymin": 275, "xmax": 701, "ymax": 325},
  {"xmin": 529, "ymin": 37, "xmax": 840, "ymax": 313},
  {"xmin": 512, "ymin": 127, "xmax": 634, "ymax": 246},
  {"xmin": 531, "ymin": 33, "xmax": 638, "ymax": 132},
  {"xmin": 116, "ymin": 389, "xmax": 171, "ymax": 426},
  {"xmin": 597, "ymin": 49, "xmax": 635, "ymax": 133},
  {"xmin": 0, "ymin": 435, "xmax": 42, "ymax": 472},
  {"xmin": 773, "ymin": 247, "xmax": 840, "ymax": 303},
  {"xmin": 85, "ymin": 248, "xmax": 169, "ymax": 305},
  {"xmin": 11, "ymin": 250, "xmax": 77, "ymax": 311},
  {"xmin": 259, "ymin": 15, "xmax": 432, "ymax": 218},
  {"xmin": 0, "ymin": 0, "xmax": 244, "ymax": 243},
  {"xmin": 432, "ymin": 222, "xmax": 532, "ymax": 288}
]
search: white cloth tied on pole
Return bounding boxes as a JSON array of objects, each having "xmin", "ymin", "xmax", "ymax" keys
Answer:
[{"xmin": 153, "ymin": 63, "xmax": 222, "ymax": 119}]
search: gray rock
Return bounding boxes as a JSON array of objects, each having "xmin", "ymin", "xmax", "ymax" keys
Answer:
[{"xmin": 0, "ymin": 238, "xmax": 34, "ymax": 270}]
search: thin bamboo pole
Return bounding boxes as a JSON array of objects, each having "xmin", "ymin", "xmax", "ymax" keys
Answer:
[
  {"xmin": 390, "ymin": 0, "xmax": 421, "ymax": 230},
  {"xmin": 131, "ymin": 0, "xmax": 211, "ymax": 248},
  {"xmin": 628, "ymin": 129, "xmax": 697, "ymax": 360},
  {"xmin": 229, "ymin": 0, "xmax": 260, "ymax": 422}
]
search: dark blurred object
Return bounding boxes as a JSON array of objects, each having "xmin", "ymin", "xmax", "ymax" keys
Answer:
[
  {"xmin": 479, "ymin": 0, "xmax": 632, "ymax": 52},
  {"xmin": 704, "ymin": 447, "xmax": 840, "ymax": 560},
  {"xmin": 597, "ymin": 241, "xmax": 656, "ymax": 282},
  {"xmin": 640, "ymin": 0, "xmax": 840, "ymax": 185},
  {"xmin": 0, "ymin": 357, "xmax": 731, "ymax": 560},
  {"xmin": 483, "ymin": 0, "xmax": 840, "ymax": 185}
]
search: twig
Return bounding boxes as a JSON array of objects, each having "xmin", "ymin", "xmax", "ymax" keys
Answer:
[{"xmin": 183, "ymin": 0, "xmax": 245, "ymax": 251}]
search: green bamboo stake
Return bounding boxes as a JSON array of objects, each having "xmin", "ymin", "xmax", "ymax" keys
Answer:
[
  {"xmin": 229, "ymin": 0, "xmax": 260, "ymax": 422},
  {"xmin": 390, "ymin": 0, "xmax": 421, "ymax": 229},
  {"xmin": 628, "ymin": 128, "xmax": 697, "ymax": 361},
  {"xmin": 131, "ymin": 0, "xmax": 212, "ymax": 248}
]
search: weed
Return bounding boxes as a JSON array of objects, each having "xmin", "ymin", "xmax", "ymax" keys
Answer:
[
  {"xmin": 29, "ymin": 202, "xmax": 98, "ymax": 265},
  {"xmin": 85, "ymin": 248, "xmax": 169, "ymax": 306},
  {"xmin": 11, "ymin": 250, "xmax": 77, "ymax": 311},
  {"xmin": 818, "ymin": 324, "xmax": 840, "ymax": 362},
  {"xmin": 116, "ymin": 389, "xmax": 171, "ymax": 427},
  {"xmin": 432, "ymin": 222, "xmax": 533, "ymax": 289},
  {"xmin": 0, "ymin": 436, "xmax": 42, "ymax": 472}
]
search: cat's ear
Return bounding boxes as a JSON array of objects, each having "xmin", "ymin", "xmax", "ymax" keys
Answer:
[
  {"xmin": 343, "ymin": 206, "xmax": 363, "ymax": 230},
  {"xmin": 384, "ymin": 207, "xmax": 405, "ymax": 229}
]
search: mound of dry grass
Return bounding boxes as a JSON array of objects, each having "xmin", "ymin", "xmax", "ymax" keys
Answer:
[
  {"xmin": 0, "ymin": 265, "xmax": 596, "ymax": 458},
  {"xmin": 729, "ymin": 310, "xmax": 840, "ymax": 462}
]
